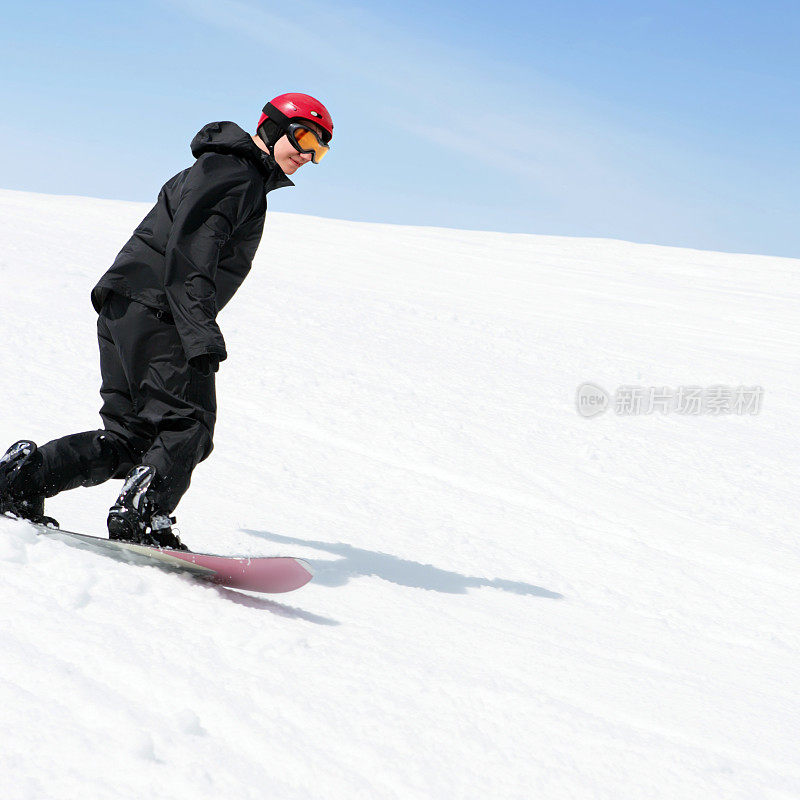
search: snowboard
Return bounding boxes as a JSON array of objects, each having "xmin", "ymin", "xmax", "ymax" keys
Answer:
[{"xmin": 1, "ymin": 514, "xmax": 313, "ymax": 594}]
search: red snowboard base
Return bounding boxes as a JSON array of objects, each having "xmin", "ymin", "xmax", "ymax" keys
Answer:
[{"xmin": 3, "ymin": 515, "xmax": 313, "ymax": 594}]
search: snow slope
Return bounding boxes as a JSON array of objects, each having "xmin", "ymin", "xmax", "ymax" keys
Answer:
[{"xmin": 1, "ymin": 187, "xmax": 798, "ymax": 799}]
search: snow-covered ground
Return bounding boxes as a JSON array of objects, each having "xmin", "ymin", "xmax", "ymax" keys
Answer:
[{"xmin": 1, "ymin": 186, "xmax": 798, "ymax": 799}]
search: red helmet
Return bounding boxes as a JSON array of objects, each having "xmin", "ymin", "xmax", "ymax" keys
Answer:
[{"xmin": 258, "ymin": 93, "xmax": 333, "ymax": 144}]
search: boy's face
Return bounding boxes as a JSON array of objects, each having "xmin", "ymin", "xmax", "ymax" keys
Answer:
[
  {"xmin": 272, "ymin": 120, "xmax": 329, "ymax": 175},
  {"xmin": 272, "ymin": 133, "xmax": 313, "ymax": 175}
]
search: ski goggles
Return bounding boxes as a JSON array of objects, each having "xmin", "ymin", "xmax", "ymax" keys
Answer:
[{"xmin": 287, "ymin": 123, "xmax": 330, "ymax": 163}]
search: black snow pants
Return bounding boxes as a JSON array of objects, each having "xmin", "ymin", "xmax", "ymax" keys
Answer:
[{"xmin": 35, "ymin": 293, "xmax": 216, "ymax": 514}]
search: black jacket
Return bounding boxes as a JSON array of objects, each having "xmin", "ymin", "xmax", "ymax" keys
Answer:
[{"xmin": 92, "ymin": 121, "xmax": 293, "ymax": 364}]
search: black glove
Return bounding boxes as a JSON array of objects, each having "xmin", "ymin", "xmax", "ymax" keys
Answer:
[{"xmin": 189, "ymin": 354, "xmax": 220, "ymax": 377}]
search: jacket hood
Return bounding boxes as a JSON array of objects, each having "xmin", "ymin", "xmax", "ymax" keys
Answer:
[{"xmin": 190, "ymin": 121, "xmax": 294, "ymax": 190}]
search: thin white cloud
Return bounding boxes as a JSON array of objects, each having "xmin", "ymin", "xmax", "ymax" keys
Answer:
[
  {"xmin": 165, "ymin": 0, "xmax": 332, "ymax": 60},
  {"xmin": 161, "ymin": 0, "xmax": 619, "ymax": 189}
]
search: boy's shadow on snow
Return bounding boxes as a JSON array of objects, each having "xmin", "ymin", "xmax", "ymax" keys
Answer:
[
  {"xmin": 213, "ymin": 586, "xmax": 340, "ymax": 626},
  {"xmin": 242, "ymin": 530, "xmax": 563, "ymax": 599}
]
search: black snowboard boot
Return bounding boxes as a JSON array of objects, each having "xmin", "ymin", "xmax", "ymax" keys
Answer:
[
  {"xmin": 0, "ymin": 440, "xmax": 59, "ymax": 527},
  {"xmin": 107, "ymin": 465, "xmax": 188, "ymax": 550}
]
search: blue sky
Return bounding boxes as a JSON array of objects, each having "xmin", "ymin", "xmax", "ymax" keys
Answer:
[{"xmin": 1, "ymin": 0, "xmax": 798, "ymax": 257}]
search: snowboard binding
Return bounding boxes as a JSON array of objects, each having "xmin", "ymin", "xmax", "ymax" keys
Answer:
[
  {"xmin": 0, "ymin": 440, "xmax": 59, "ymax": 527},
  {"xmin": 107, "ymin": 465, "xmax": 188, "ymax": 551}
]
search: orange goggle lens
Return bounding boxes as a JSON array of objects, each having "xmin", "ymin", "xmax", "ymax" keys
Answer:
[{"xmin": 290, "ymin": 125, "xmax": 330, "ymax": 163}]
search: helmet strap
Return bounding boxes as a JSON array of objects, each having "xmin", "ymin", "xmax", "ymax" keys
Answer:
[
  {"xmin": 257, "ymin": 121, "xmax": 281, "ymax": 157},
  {"xmin": 259, "ymin": 104, "xmax": 293, "ymax": 159},
  {"xmin": 263, "ymin": 102, "xmax": 291, "ymax": 132}
]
